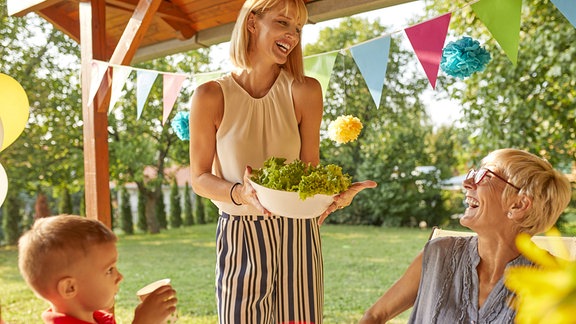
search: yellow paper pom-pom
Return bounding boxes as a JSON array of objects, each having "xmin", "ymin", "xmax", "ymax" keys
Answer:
[{"xmin": 328, "ymin": 115, "xmax": 363, "ymax": 144}]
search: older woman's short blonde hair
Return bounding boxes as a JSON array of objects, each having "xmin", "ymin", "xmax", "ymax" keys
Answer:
[
  {"xmin": 229, "ymin": 0, "xmax": 308, "ymax": 82},
  {"xmin": 483, "ymin": 148, "xmax": 572, "ymax": 235}
]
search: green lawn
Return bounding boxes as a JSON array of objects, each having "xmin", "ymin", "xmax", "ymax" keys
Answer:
[{"xmin": 0, "ymin": 224, "xmax": 431, "ymax": 323}]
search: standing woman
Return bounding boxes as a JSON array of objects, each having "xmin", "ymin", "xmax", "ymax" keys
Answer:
[{"xmin": 188, "ymin": 0, "xmax": 376, "ymax": 323}]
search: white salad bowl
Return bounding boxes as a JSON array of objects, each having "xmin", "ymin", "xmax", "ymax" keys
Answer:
[{"xmin": 249, "ymin": 179, "xmax": 336, "ymax": 219}]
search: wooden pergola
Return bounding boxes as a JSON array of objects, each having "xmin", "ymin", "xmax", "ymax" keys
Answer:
[{"xmin": 7, "ymin": 0, "xmax": 415, "ymax": 227}]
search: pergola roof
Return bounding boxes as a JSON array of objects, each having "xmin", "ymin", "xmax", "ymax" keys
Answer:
[
  {"xmin": 7, "ymin": 0, "xmax": 415, "ymax": 227},
  {"xmin": 8, "ymin": 0, "xmax": 416, "ymax": 63}
]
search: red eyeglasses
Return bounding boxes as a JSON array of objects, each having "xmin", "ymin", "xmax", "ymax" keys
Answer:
[{"xmin": 465, "ymin": 168, "xmax": 521, "ymax": 191}]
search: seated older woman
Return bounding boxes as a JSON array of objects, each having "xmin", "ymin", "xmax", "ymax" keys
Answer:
[{"xmin": 359, "ymin": 148, "xmax": 572, "ymax": 324}]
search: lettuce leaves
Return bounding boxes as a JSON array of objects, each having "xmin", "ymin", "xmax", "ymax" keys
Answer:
[{"xmin": 251, "ymin": 157, "xmax": 352, "ymax": 200}]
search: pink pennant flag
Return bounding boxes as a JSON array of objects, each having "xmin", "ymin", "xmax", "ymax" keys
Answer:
[
  {"xmin": 162, "ymin": 73, "xmax": 188, "ymax": 125},
  {"xmin": 404, "ymin": 13, "xmax": 451, "ymax": 89}
]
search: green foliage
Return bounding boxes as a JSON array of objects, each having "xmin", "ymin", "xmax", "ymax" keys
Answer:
[
  {"xmin": 194, "ymin": 195, "xmax": 206, "ymax": 225},
  {"xmin": 183, "ymin": 183, "xmax": 194, "ymax": 226},
  {"xmin": 427, "ymin": 0, "xmax": 576, "ymax": 166},
  {"xmin": 0, "ymin": 6, "xmax": 85, "ymax": 197},
  {"xmin": 57, "ymin": 186, "xmax": 73, "ymax": 215},
  {"xmin": 137, "ymin": 189, "xmax": 147, "ymax": 232},
  {"xmin": 305, "ymin": 17, "xmax": 447, "ymax": 226},
  {"xmin": 2, "ymin": 192, "xmax": 22, "ymax": 245},
  {"xmin": 203, "ymin": 199, "xmax": 219, "ymax": 223},
  {"xmin": 155, "ymin": 192, "xmax": 167, "ymax": 229},
  {"xmin": 169, "ymin": 179, "xmax": 183, "ymax": 228},
  {"xmin": 79, "ymin": 191, "xmax": 86, "ymax": 216},
  {"xmin": 120, "ymin": 187, "xmax": 134, "ymax": 234},
  {"xmin": 251, "ymin": 157, "xmax": 352, "ymax": 199}
]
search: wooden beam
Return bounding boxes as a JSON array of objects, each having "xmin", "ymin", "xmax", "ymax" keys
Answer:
[
  {"xmin": 79, "ymin": 0, "xmax": 112, "ymax": 228},
  {"xmin": 109, "ymin": 0, "xmax": 163, "ymax": 65},
  {"xmin": 306, "ymin": 0, "xmax": 417, "ymax": 23},
  {"xmin": 107, "ymin": 0, "xmax": 192, "ymax": 24},
  {"xmin": 132, "ymin": 0, "xmax": 417, "ymax": 63},
  {"xmin": 7, "ymin": 0, "xmax": 59, "ymax": 17},
  {"xmin": 90, "ymin": 0, "xmax": 162, "ymax": 114},
  {"xmin": 39, "ymin": 5, "xmax": 81, "ymax": 43}
]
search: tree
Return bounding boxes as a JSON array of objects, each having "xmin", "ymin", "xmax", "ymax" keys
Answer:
[
  {"xmin": 426, "ymin": 0, "xmax": 576, "ymax": 166},
  {"xmin": 137, "ymin": 189, "xmax": 147, "ymax": 232},
  {"xmin": 119, "ymin": 186, "xmax": 134, "ymax": 234},
  {"xmin": 169, "ymin": 179, "xmax": 182, "ymax": 228},
  {"xmin": 2, "ymin": 191, "xmax": 22, "ymax": 245},
  {"xmin": 194, "ymin": 195, "xmax": 206, "ymax": 225},
  {"xmin": 1, "ymin": 3, "xmax": 214, "ymax": 233},
  {"xmin": 34, "ymin": 191, "xmax": 52, "ymax": 220},
  {"xmin": 58, "ymin": 186, "xmax": 73, "ymax": 215},
  {"xmin": 107, "ymin": 53, "xmax": 210, "ymax": 233},
  {"xmin": 183, "ymin": 182, "xmax": 194, "ymax": 226},
  {"xmin": 155, "ymin": 191, "xmax": 168, "ymax": 229},
  {"xmin": 1, "ymin": 6, "xmax": 87, "ymax": 231},
  {"xmin": 305, "ymin": 17, "xmax": 441, "ymax": 226}
]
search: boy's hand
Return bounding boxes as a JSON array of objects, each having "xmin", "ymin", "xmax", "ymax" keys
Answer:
[{"xmin": 132, "ymin": 285, "xmax": 178, "ymax": 324}]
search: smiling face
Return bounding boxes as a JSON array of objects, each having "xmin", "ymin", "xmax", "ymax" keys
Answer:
[
  {"xmin": 461, "ymin": 164, "xmax": 511, "ymax": 231},
  {"xmin": 248, "ymin": 4, "xmax": 303, "ymax": 66}
]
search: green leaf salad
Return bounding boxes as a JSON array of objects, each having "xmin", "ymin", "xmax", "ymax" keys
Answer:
[{"xmin": 251, "ymin": 157, "xmax": 352, "ymax": 200}]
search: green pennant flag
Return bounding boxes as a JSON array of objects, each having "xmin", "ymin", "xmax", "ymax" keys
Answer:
[
  {"xmin": 472, "ymin": 0, "xmax": 522, "ymax": 65},
  {"xmin": 304, "ymin": 51, "xmax": 339, "ymax": 96}
]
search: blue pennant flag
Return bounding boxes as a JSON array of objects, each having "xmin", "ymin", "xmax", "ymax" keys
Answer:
[{"xmin": 350, "ymin": 36, "xmax": 391, "ymax": 109}]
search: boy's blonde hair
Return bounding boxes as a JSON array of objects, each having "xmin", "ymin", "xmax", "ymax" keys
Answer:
[
  {"xmin": 483, "ymin": 149, "xmax": 572, "ymax": 235},
  {"xmin": 229, "ymin": 0, "xmax": 308, "ymax": 82},
  {"xmin": 18, "ymin": 214, "xmax": 117, "ymax": 298}
]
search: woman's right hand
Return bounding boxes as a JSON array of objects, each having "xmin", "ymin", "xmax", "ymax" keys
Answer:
[{"xmin": 238, "ymin": 166, "xmax": 272, "ymax": 216}]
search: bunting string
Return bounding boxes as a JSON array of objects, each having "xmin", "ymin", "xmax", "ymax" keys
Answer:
[{"xmin": 88, "ymin": 0, "xmax": 575, "ymax": 119}]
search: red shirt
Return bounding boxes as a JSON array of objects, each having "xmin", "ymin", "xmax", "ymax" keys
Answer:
[{"xmin": 41, "ymin": 309, "xmax": 116, "ymax": 324}]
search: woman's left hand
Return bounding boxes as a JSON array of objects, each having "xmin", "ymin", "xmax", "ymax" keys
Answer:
[{"xmin": 318, "ymin": 180, "xmax": 377, "ymax": 225}]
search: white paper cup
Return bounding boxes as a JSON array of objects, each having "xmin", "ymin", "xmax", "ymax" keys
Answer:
[{"xmin": 136, "ymin": 278, "xmax": 177, "ymax": 323}]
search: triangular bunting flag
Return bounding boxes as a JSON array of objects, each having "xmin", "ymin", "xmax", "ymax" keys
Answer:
[
  {"xmin": 136, "ymin": 70, "xmax": 159, "ymax": 120},
  {"xmin": 405, "ymin": 13, "xmax": 451, "ymax": 89},
  {"xmin": 162, "ymin": 74, "xmax": 188, "ymax": 125},
  {"xmin": 551, "ymin": 0, "xmax": 576, "ymax": 28},
  {"xmin": 304, "ymin": 51, "xmax": 338, "ymax": 96},
  {"xmin": 108, "ymin": 66, "xmax": 132, "ymax": 114},
  {"xmin": 350, "ymin": 36, "xmax": 391, "ymax": 108},
  {"xmin": 472, "ymin": 0, "xmax": 522, "ymax": 65},
  {"xmin": 88, "ymin": 60, "xmax": 109, "ymax": 105}
]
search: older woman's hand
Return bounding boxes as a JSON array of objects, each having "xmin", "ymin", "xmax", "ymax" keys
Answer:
[{"xmin": 318, "ymin": 180, "xmax": 377, "ymax": 225}]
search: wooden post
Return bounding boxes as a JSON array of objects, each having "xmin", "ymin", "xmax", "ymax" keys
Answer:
[{"xmin": 79, "ymin": 0, "xmax": 111, "ymax": 227}]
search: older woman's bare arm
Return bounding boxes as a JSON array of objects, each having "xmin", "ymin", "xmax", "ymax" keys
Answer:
[{"xmin": 359, "ymin": 252, "xmax": 423, "ymax": 324}]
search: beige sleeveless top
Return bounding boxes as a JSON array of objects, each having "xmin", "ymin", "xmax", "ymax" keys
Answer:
[{"xmin": 211, "ymin": 69, "xmax": 301, "ymax": 215}]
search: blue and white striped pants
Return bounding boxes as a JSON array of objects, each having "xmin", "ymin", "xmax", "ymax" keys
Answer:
[{"xmin": 216, "ymin": 213, "xmax": 324, "ymax": 324}]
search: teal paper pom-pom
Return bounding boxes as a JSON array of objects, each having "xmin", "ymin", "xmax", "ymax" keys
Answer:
[
  {"xmin": 440, "ymin": 36, "xmax": 491, "ymax": 79},
  {"xmin": 171, "ymin": 111, "xmax": 190, "ymax": 141}
]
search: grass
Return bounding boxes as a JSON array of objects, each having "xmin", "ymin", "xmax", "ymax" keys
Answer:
[{"xmin": 0, "ymin": 224, "xmax": 441, "ymax": 323}]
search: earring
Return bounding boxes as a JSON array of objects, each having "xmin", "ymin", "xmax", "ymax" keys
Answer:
[{"xmin": 507, "ymin": 211, "xmax": 512, "ymax": 217}]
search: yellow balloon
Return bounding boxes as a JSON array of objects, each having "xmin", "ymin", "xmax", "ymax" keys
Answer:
[{"xmin": 0, "ymin": 73, "xmax": 29, "ymax": 152}]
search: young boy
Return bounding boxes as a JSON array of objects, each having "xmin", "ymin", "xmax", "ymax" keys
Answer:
[{"xmin": 18, "ymin": 214, "xmax": 177, "ymax": 324}]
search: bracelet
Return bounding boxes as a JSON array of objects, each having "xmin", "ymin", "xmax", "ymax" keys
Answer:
[{"xmin": 230, "ymin": 182, "xmax": 242, "ymax": 206}]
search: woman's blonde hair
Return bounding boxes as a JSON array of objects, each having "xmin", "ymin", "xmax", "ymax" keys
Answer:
[
  {"xmin": 229, "ymin": 0, "xmax": 308, "ymax": 82},
  {"xmin": 483, "ymin": 148, "xmax": 572, "ymax": 235}
]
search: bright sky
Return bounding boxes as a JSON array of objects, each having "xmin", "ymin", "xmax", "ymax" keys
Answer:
[{"xmin": 211, "ymin": 0, "xmax": 461, "ymax": 126}]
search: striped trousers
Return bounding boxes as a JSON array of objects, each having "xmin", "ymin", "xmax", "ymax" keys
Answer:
[{"xmin": 216, "ymin": 213, "xmax": 324, "ymax": 324}]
